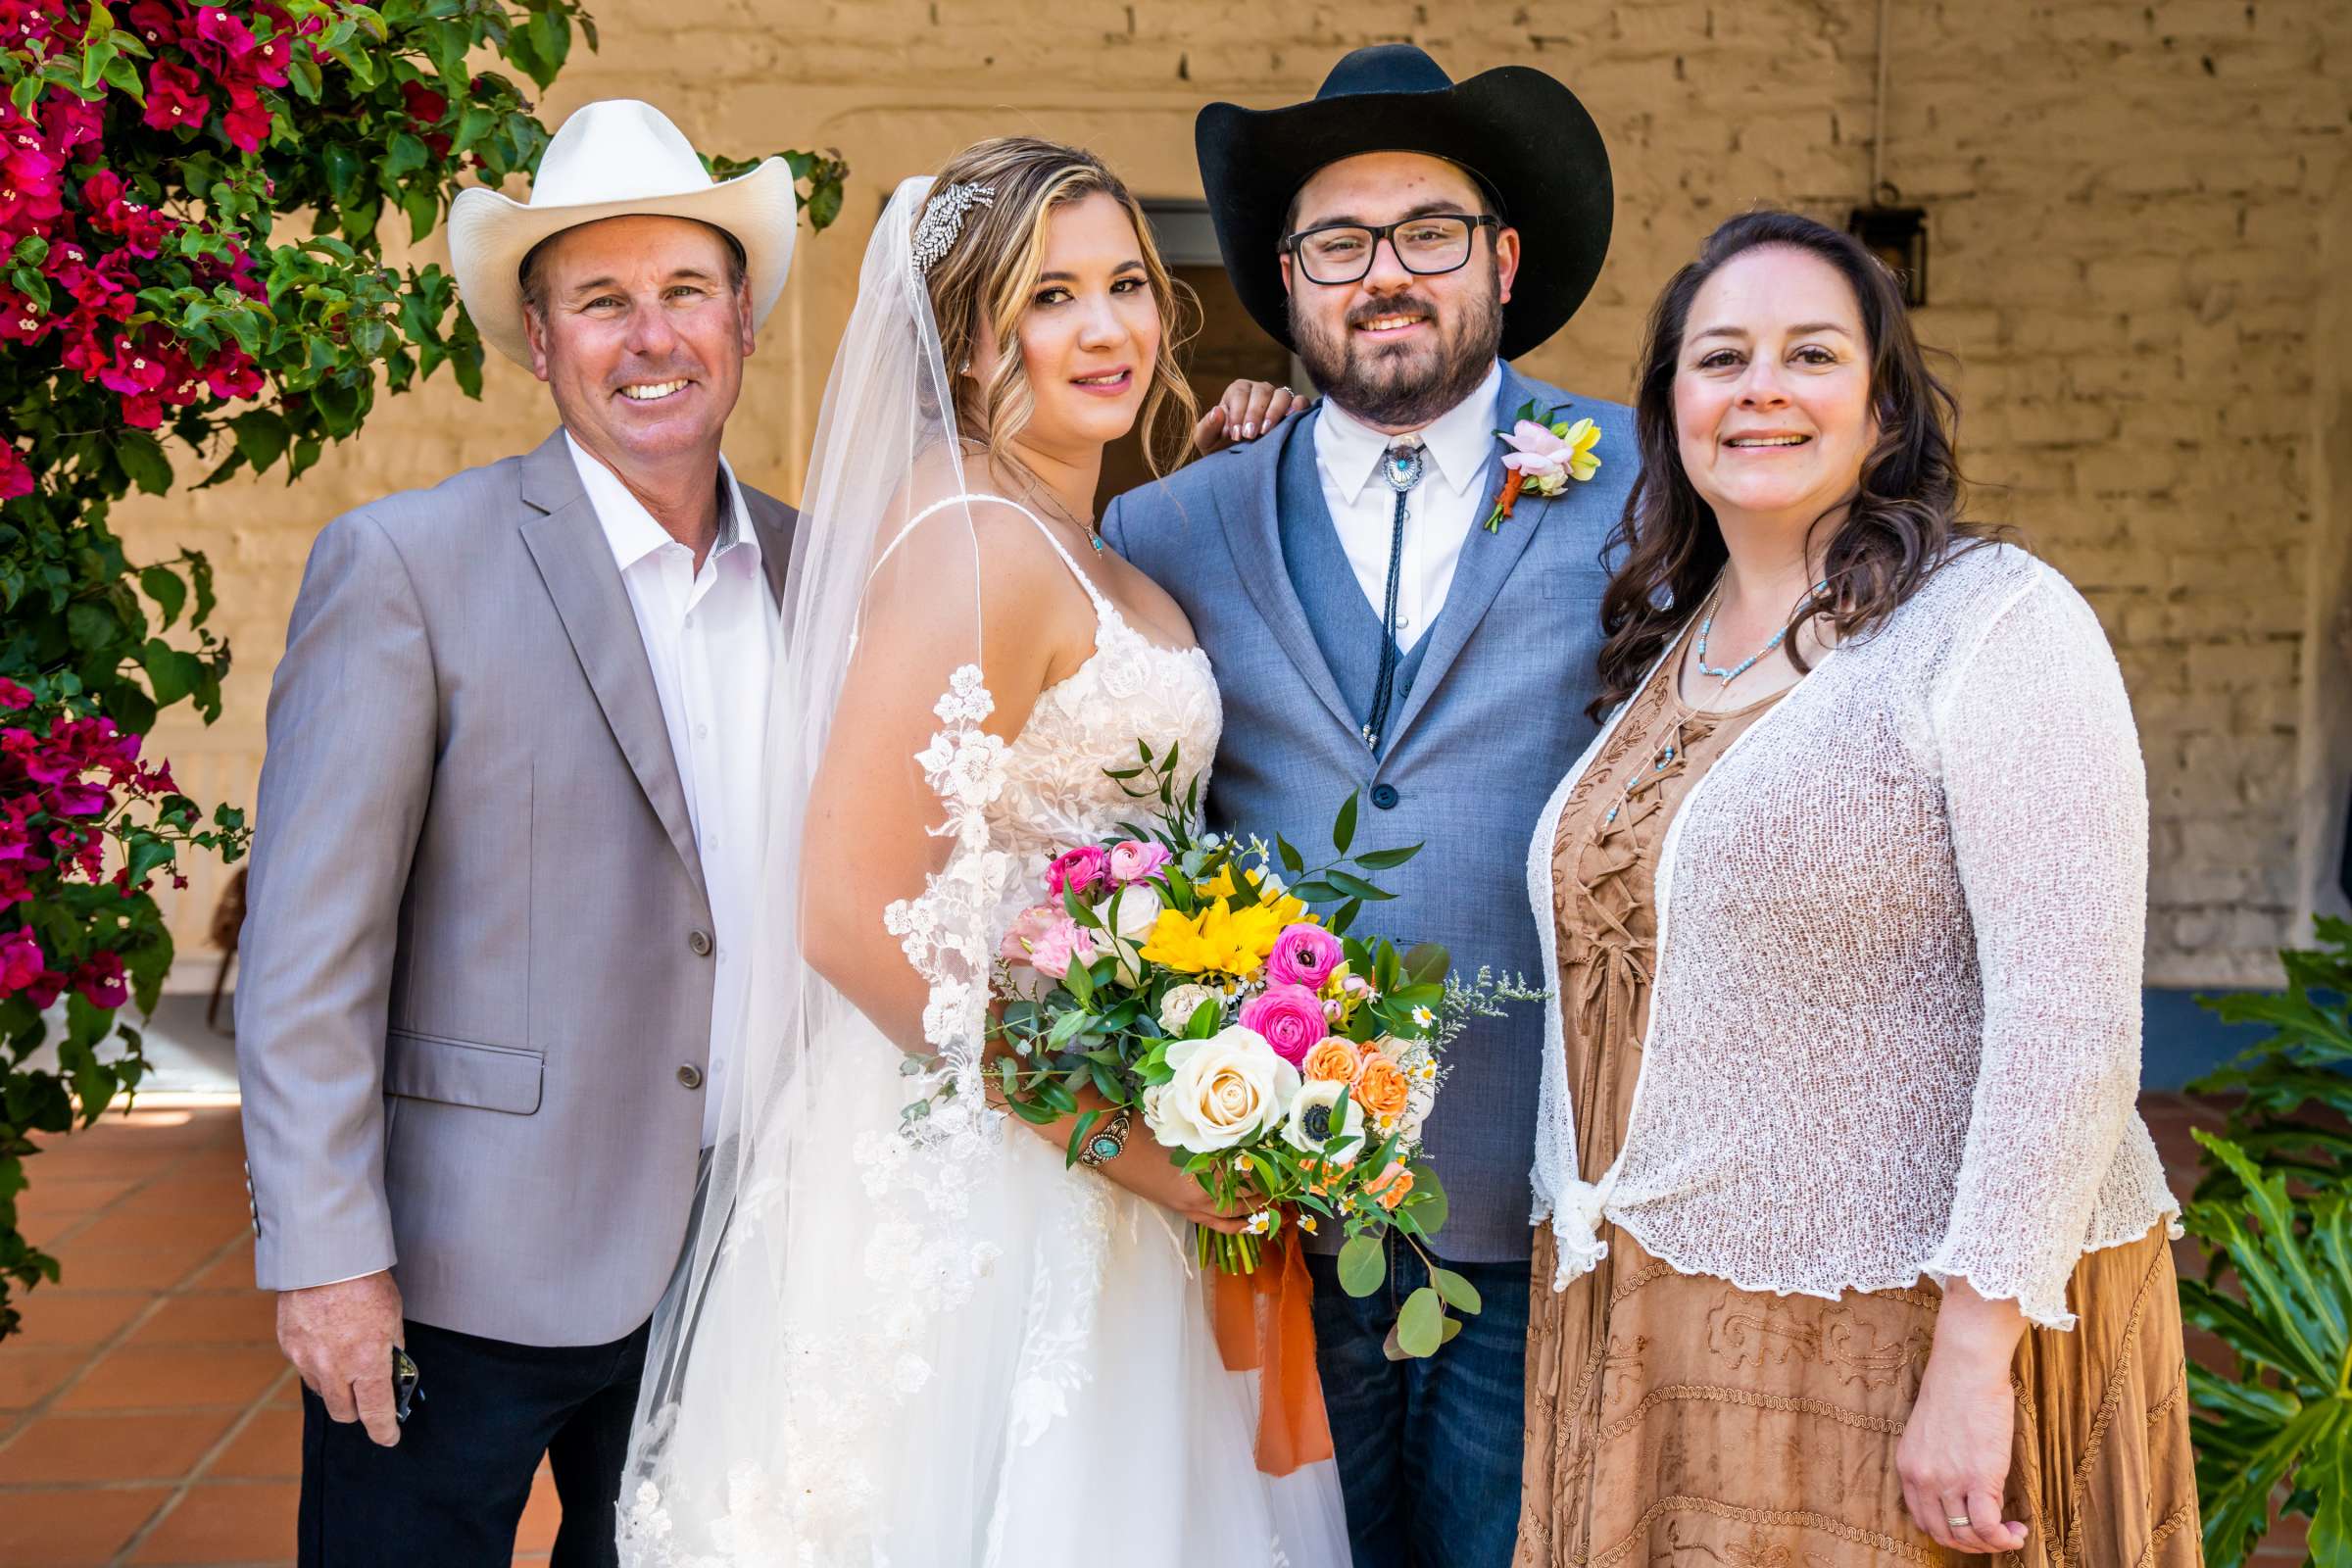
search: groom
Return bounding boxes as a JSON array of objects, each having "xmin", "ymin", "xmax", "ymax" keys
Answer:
[
  {"xmin": 1104, "ymin": 46, "xmax": 1630, "ymax": 1568},
  {"xmin": 236, "ymin": 101, "xmax": 797, "ymax": 1565}
]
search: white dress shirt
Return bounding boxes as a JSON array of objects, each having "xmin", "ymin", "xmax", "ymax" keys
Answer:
[
  {"xmin": 1312, "ymin": 363, "xmax": 1502, "ymax": 652},
  {"xmin": 567, "ymin": 433, "xmax": 779, "ymax": 1147}
]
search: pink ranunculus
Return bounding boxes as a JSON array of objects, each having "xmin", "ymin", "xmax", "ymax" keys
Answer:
[
  {"xmin": 1026, "ymin": 914, "xmax": 1100, "ymax": 982},
  {"xmin": 1239, "ymin": 983, "xmax": 1329, "ymax": 1066},
  {"xmin": 1106, "ymin": 839, "xmax": 1171, "ymax": 886},
  {"xmin": 1266, "ymin": 921, "xmax": 1345, "ymax": 990},
  {"xmin": 1045, "ymin": 845, "xmax": 1111, "ymax": 901},
  {"xmin": 71, "ymin": 950, "xmax": 127, "ymax": 1009}
]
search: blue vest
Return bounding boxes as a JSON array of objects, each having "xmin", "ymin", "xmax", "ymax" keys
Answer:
[{"xmin": 1277, "ymin": 414, "xmax": 1432, "ymax": 759}]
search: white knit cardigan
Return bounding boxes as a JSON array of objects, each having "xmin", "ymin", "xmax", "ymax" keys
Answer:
[{"xmin": 1526, "ymin": 544, "xmax": 2180, "ymax": 1329}]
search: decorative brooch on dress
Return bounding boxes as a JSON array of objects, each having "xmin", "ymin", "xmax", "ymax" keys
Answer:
[{"xmin": 912, "ymin": 182, "xmax": 995, "ymax": 273}]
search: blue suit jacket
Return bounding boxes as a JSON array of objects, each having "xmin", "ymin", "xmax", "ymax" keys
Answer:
[{"xmin": 1102, "ymin": 366, "xmax": 1635, "ymax": 1260}]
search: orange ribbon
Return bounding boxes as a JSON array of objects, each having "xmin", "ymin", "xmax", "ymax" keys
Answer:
[{"xmin": 1209, "ymin": 1228, "xmax": 1334, "ymax": 1476}]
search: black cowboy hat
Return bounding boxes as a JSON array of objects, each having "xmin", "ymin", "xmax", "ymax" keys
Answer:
[{"xmin": 1195, "ymin": 44, "xmax": 1612, "ymax": 363}]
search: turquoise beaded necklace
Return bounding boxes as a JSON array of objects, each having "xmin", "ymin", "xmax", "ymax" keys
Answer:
[{"xmin": 1692, "ymin": 576, "xmax": 1832, "ymax": 688}]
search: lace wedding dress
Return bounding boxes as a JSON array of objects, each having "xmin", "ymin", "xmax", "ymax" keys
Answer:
[{"xmin": 614, "ymin": 176, "xmax": 1348, "ymax": 1568}]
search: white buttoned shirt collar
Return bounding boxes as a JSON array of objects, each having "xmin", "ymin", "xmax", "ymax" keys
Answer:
[
  {"xmin": 1312, "ymin": 361, "xmax": 1502, "ymax": 653},
  {"xmin": 566, "ymin": 431, "xmax": 779, "ymax": 1147}
]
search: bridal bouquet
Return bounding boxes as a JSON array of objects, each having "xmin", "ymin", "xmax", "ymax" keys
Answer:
[{"xmin": 938, "ymin": 742, "xmax": 1541, "ymax": 1359}]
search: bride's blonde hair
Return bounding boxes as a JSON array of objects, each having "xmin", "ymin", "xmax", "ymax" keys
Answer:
[{"xmin": 921, "ymin": 137, "xmax": 1201, "ymax": 483}]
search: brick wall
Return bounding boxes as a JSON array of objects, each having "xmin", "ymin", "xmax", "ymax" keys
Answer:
[{"xmin": 109, "ymin": 0, "xmax": 2352, "ymax": 987}]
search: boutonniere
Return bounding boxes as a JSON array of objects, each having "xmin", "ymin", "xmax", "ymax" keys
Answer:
[{"xmin": 1482, "ymin": 400, "xmax": 1602, "ymax": 531}]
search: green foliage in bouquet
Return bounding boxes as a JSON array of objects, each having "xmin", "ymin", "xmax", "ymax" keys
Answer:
[
  {"xmin": 2180, "ymin": 917, "xmax": 2352, "ymax": 1568},
  {"xmin": 0, "ymin": 0, "xmax": 849, "ymax": 1342}
]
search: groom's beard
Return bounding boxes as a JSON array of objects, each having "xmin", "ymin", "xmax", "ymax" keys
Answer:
[{"xmin": 1290, "ymin": 269, "xmax": 1504, "ymax": 430}]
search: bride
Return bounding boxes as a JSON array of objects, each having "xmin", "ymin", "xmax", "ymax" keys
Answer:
[{"xmin": 614, "ymin": 138, "xmax": 1349, "ymax": 1566}]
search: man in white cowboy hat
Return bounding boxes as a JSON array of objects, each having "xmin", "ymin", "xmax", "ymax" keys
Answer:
[{"xmin": 236, "ymin": 98, "xmax": 800, "ymax": 1565}]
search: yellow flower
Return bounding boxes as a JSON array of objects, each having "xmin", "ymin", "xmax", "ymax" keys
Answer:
[
  {"xmin": 1548, "ymin": 416, "xmax": 1603, "ymax": 483},
  {"xmin": 1140, "ymin": 865, "xmax": 1305, "ymax": 978}
]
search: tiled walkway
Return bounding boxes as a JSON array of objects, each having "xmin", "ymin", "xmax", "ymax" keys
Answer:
[
  {"xmin": 0, "ymin": 1092, "xmax": 2296, "ymax": 1566},
  {"xmin": 0, "ymin": 1107, "xmax": 558, "ymax": 1566}
]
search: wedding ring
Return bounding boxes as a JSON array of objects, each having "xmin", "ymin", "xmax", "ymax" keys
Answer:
[{"xmin": 1946, "ymin": 1517, "xmax": 1973, "ymax": 1529}]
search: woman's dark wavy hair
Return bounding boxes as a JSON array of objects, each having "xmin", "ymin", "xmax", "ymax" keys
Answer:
[{"xmin": 1589, "ymin": 209, "xmax": 2000, "ymax": 719}]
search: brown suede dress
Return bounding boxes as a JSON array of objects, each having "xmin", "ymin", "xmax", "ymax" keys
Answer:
[{"xmin": 1516, "ymin": 648, "xmax": 2200, "ymax": 1568}]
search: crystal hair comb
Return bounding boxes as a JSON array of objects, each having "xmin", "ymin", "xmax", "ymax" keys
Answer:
[{"xmin": 911, "ymin": 182, "xmax": 996, "ymax": 274}]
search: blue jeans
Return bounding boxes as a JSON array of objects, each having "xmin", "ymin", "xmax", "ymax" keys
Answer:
[{"xmin": 1306, "ymin": 1243, "xmax": 1531, "ymax": 1568}]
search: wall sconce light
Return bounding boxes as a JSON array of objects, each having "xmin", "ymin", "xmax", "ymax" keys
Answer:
[{"xmin": 1847, "ymin": 198, "xmax": 1930, "ymax": 308}]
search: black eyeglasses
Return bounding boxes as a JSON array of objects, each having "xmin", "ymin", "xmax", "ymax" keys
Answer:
[{"xmin": 1283, "ymin": 215, "xmax": 1500, "ymax": 285}]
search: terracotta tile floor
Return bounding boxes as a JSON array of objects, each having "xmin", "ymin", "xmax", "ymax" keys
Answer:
[
  {"xmin": 0, "ymin": 1107, "xmax": 559, "ymax": 1567},
  {"xmin": 0, "ymin": 1092, "xmax": 2285, "ymax": 1566}
]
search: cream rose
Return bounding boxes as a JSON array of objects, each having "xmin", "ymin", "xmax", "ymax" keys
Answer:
[{"xmin": 1142, "ymin": 1026, "xmax": 1298, "ymax": 1153}]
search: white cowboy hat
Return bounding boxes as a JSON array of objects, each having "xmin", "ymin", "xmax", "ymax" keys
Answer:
[{"xmin": 449, "ymin": 98, "xmax": 799, "ymax": 368}]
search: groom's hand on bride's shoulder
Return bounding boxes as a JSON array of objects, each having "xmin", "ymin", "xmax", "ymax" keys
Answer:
[
  {"xmin": 1193, "ymin": 380, "xmax": 1311, "ymax": 456},
  {"xmin": 277, "ymin": 1270, "xmax": 408, "ymax": 1446}
]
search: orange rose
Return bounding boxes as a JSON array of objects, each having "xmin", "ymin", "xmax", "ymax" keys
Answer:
[
  {"xmin": 1353, "ymin": 1054, "xmax": 1410, "ymax": 1120},
  {"xmin": 1301, "ymin": 1039, "xmax": 1363, "ymax": 1084},
  {"xmin": 1368, "ymin": 1162, "xmax": 1416, "ymax": 1211}
]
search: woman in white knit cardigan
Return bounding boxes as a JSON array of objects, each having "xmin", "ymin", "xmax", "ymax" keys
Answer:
[{"xmin": 1515, "ymin": 213, "xmax": 2196, "ymax": 1568}]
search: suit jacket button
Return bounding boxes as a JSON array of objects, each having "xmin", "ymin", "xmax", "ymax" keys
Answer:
[
  {"xmin": 687, "ymin": 929, "xmax": 713, "ymax": 956},
  {"xmin": 1370, "ymin": 784, "xmax": 1400, "ymax": 809},
  {"xmin": 677, "ymin": 1064, "xmax": 705, "ymax": 1090}
]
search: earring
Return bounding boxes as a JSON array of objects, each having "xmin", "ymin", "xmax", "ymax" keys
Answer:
[{"xmin": 959, "ymin": 358, "xmax": 972, "ymax": 374}]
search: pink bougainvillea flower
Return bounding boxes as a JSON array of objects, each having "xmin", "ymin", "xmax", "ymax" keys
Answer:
[
  {"xmin": 193, "ymin": 6, "xmax": 257, "ymax": 60},
  {"xmin": 248, "ymin": 28, "xmax": 293, "ymax": 88},
  {"xmin": 0, "ymin": 926, "xmax": 51, "ymax": 994},
  {"xmin": 0, "ymin": 680, "xmax": 29, "ymax": 710},
  {"xmin": 0, "ymin": 285, "xmax": 51, "ymax": 346},
  {"xmin": 126, "ymin": 0, "xmax": 183, "ymax": 48},
  {"xmin": 0, "ymin": 443, "xmax": 30, "ymax": 502},
  {"xmin": 49, "ymin": 823, "xmax": 105, "ymax": 878},
  {"xmin": 71, "ymin": 950, "xmax": 128, "ymax": 1009},
  {"xmin": 143, "ymin": 61, "xmax": 213, "ymax": 134},
  {"xmin": 39, "ymin": 91, "xmax": 104, "ymax": 159},
  {"xmin": 79, "ymin": 170, "xmax": 173, "ymax": 257},
  {"xmin": 220, "ymin": 83, "xmax": 273, "ymax": 153},
  {"xmin": 0, "ymin": 141, "xmax": 64, "ymax": 242},
  {"xmin": 97, "ymin": 332, "xmax": 171, "ymax": 396},
  {"xmin": 401, "ymin": 79, "xmax": 450, "ymax": 123}
]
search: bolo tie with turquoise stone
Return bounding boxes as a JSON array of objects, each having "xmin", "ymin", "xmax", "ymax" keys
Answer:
[{"xmin": 1362, "ymin": 438, "xmax": 1426, "ymax": 752}]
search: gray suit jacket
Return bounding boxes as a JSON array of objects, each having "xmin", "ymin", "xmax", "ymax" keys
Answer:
[
  {"xmin": 236, "ymin": 429, "xmax": 795, "ymax": 1347},
  {"xmin": 1102, "ymin": 366, "xmax": 1634, "ymax": 1261}
]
